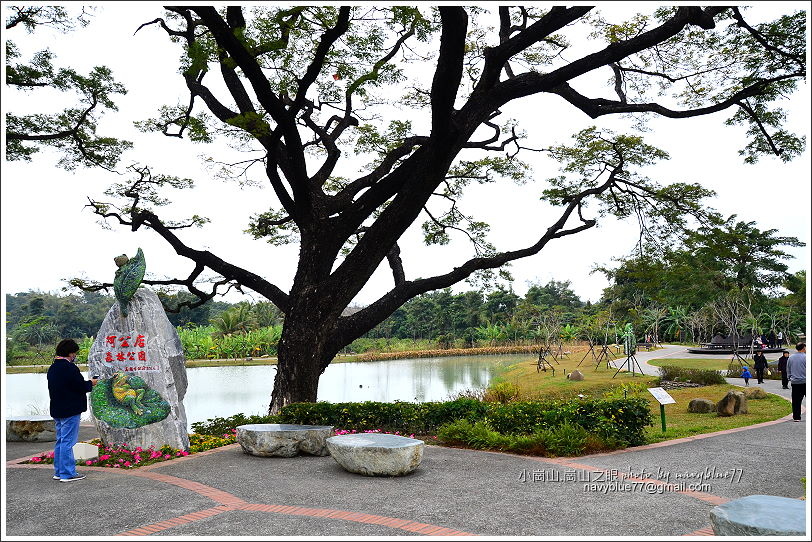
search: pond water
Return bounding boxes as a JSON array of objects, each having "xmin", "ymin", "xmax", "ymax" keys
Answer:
[{"xmin": 4, "ymin": 354, "xmax": 531, "ymax": 429}]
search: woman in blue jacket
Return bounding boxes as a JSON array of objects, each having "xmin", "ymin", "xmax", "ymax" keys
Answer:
[{"xmin": 47, "ymin": 339, "xmax": 98, "ymax": 482}]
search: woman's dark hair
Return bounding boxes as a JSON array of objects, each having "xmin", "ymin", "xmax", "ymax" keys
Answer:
[{"xmin": 55, "ymin": 339, "xmax": 80, "ymax": 357}]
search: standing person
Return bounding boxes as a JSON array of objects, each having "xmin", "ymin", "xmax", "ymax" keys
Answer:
[
  {"xmin": 787, "ymin": 343, "xmax": 806, "ymax": 422},
  {"xmin": 767, "ymin": 330, "xmax": 777, "ymax": 349},
  {"xmin": 753, "ymin": 351, "xmax": 768, "ymax": 384},
  {"xmin": 777, "ymin": 331, "xmax": 785, "ymax": 347},
  {"xmin": 47, "ymin": 339, "xmax": 98, "ymax": 482},
  {"xmin": 778, "ymin": 351, "xmax": 790, "ymax": 389},
  {"xmin": 741, "ymin": 366, "xmax": 752, "ymax": 386}
]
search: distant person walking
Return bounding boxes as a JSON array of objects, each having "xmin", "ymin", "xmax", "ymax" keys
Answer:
[
  {"xmin": 740, "ymin": 366, "xmax": 752, "ymax": 386},
  {"xmin": 778, "ymin": 351, "xmax": 790, "ymax": 389},
  {"xmin": 787, "ymin": 343, "xmax": 806, "ymax": 422},
  {"xmin": 753, "ymin": 351, "xmax": 768, "ymax": 384},
  {"xmin": 47, "ymin": 339, "xmax": 98, "ymax": 482}
]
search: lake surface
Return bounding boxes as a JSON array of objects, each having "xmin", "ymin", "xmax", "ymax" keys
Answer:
[{"xmin": 4, "ymin": 354, "xmax": 531, "ymax": 428}]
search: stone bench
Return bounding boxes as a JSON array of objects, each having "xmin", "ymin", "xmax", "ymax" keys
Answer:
[
  {"xmin": 326, "ymin": 433, "xmax": 424, "ymax": 476},
  {"xmin": 710, "ymin": 495, "xmax": 806, "ymax": 536},
  {"xmin": 236, "ymin": 424, "xmax": 333, "ymax": 457},
  {"xmin": 6, "ymin": 415, "xmax": 56, "ymax": 442}
]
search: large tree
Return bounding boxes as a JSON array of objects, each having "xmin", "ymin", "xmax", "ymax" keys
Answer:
[{"xmin": 55, "ymin": 6, "xmax": 804, "ymax": 412}]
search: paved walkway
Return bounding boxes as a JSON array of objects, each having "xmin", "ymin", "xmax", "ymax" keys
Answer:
[{"xmin": 5, "ymin": 346, "xmax": 807, "ymax": 537}]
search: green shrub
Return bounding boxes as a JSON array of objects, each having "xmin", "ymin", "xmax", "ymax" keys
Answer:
[
  {"xmin": 190, "ymin": 413, "xmax": 280, "ymax": 435},
  {"xmin": 437, "ymin": 419, "xmax": 604, "ymax": 457},
  {"xmin": 482, "ymin": 397, "xmax": 652, "ymax": 447},
  {"xmin": 725, "ymin": 360, "xmax": 745, "ymax": 378},
  {"xmin": 279, "ymin": 397, "xmax": 652, "ymax": 447},
  {"xmin": 438, "ymin": 419, "xmax": 530, "ymax": 452},
  {"xmin": 602, "ymin": 382, "xmax": 649, "ymax": 400},
  {"xmin": 658, "ymin": 365, "xmax": 726, "ymax": 385},
  {"xmin": 278, "ymin": 398, "xmax": 488, "ymax": 435},
  {"xmin": 729, "ymin": 361, "xmax": 782, "ymax": 380},
  {"xmin": 483, "ymin": 381, "xmax": 520, "ymax": 403},
  {"xmin": 545, "ymin": 422, "xmax": 589, "ymax": 456}
]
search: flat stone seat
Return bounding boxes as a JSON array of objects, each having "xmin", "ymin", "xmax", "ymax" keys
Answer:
[
  {"xmin": 710, "ymin": 495, "xmax": 806, "ymax": 536},
  {"xmin": 326, "ymin": 433, "xmax": 424, "ymax": 476},
  {"xmin": 236, "ymin": 424, "xmax": 333, "ymax": 457},
  {"xmin": 6, "ymin": 415, "xmax": 56, "ymax": 442}
]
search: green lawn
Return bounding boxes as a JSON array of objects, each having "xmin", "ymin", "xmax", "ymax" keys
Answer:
[
  {"xmin": 501, "ymin": 349, "xmax": 793, "ymax": 445},
  {"xmin": 643, "ymin": 385, "xmax": 792, "ymax": 443},
  {"xmin": 495, "ymin": 347, "xmax": 658, "ymax": 401}
]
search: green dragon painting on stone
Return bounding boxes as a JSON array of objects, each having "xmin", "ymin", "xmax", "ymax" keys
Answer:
[{"xmin": 91, "ymin": 372, "xmax": 170, "ymax": 429}]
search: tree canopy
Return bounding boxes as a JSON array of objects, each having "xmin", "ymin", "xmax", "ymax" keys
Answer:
[
  {"xmin": 598, "ymin": 214, "xmax": 805, "ymax": 310},
  {"xmin": 8, "ymin": 5, "xmax": 806, "ymax": 411},
  {"xmin": 5, "ymin": 6, "xmax": 131, "ymax": 170}
]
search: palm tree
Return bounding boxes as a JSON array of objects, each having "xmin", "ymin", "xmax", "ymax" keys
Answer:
[
  {"xmin": 211, "ymin": 304, "xmax": 256, "ymax": 337},
  {"xmin": 641, "ymin": 306, "xmax": 668, "ymax": 345},
  {"xmin": 475, "ymin": 323, "xmax": 504, "ymax": 346},
  {"xmin": 663, "ymin": 306, "xmax": 689, "ymax": 343}
]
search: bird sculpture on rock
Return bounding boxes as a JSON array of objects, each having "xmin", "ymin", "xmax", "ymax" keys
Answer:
[{"xmin": 113, "ymin": 248, "xmax": 146, "ymax": 317}]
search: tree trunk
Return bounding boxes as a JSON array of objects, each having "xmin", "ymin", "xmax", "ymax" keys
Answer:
[{"xmin": 267, "ymin": 287, "xmax": 343, "ymax": 414}]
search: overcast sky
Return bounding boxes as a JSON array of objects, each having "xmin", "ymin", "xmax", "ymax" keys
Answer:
[{"xmin": 2, "ymin": 2, "xmax": 810, "ymax": 309}]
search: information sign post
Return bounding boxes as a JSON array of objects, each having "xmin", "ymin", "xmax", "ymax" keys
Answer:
[{"xmin": 647, "ymin": 387, "xmax": 676, "ymax": 433}]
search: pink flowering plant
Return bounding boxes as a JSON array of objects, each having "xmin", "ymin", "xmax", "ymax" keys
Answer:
[
  {"xmin": 21, "ymin": 430, "xmax": 237, "ymax": 469},
  {"xmin": 24, "ymin": 440, "xmax": 190, "ymax": 469}
]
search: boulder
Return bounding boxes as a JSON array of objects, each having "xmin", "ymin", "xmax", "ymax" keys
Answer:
[
  {"xmin": 716, "ymin": 390, "xmax": 749, "ymax": 417},
  {"xmin": 236, "ymin": 424, "xmax": 334, "ymax": 457},
  {"xmin": 87, "ymin": 288, "xmax": 190, "ymax": 451},
  {"xmin": 6, "ymin": 416, "xmax": 56, "ymax": 442},
  {"xmin": 567, "ymin": 370, "xmax": 584, "ymax": 381},
  {"xmin": 687, "ymin": 399, "xmax": 716, "ymax": 413},
  {"xmin": 327, "ymin": 433, "xmax": 424, "ymax": 476},
  {"xmin": 710, "ymin": 495, "xmax": 806, "ymax": 535},
  {"xmin": 743, "ymin": 387, "xmax": 768, "ymax": 399}
]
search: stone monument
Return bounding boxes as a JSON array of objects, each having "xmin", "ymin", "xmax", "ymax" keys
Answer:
[{"xmin": 87, "ymin": 249, "xmax": 190, "ymax": 451}]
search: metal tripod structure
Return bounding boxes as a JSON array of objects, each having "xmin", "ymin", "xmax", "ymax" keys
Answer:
[
  {"xmin": 536, "ymin": 343, "xmax": 558, "ymax": 375},
  {"xmin": 613, "ymin": 323, "xmax": 645, "ymax": 378}
]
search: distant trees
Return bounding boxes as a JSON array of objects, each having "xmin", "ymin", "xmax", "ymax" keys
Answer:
[
  {"xmin": 362, "ymin": 279, "xmax": 586, "ymax": 345},
  {"xmin": 598, "ymin": 215, "xmax": 805, "ymax": 316}
]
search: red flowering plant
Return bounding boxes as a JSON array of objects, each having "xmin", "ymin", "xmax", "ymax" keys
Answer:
[{"xmin": 24, "ymin": 441, "xmax": 190, "ymax": 469}]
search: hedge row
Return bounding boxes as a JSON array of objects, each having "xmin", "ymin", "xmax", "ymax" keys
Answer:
[
  {"xmin": 277, "ymin": 397, "xmax": 653, "ymax": 447},
  {"xmin": 193, "ymin": 397, "xmax": 653, "ymax": 449},
  {"xmin": 657, "ymin": 365, "xmax": 727, "ymax": 385}
]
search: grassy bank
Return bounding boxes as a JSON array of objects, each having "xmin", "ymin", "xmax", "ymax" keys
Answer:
[
  {"xmin": 492, "ymin": 347, "xmax": 658, "ymax": 401},
  {"xmin": 495, "ymin": 352, "xmax": 792, "ymax": 444},
  {"xmin": 643, "ymin": 385, "xmax": 791, "ymax": 443}
]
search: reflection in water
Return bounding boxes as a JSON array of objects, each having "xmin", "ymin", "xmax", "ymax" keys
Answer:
[{"xmin": 5, "ymin": 354, "xmax": 531, "ymax": 428}]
